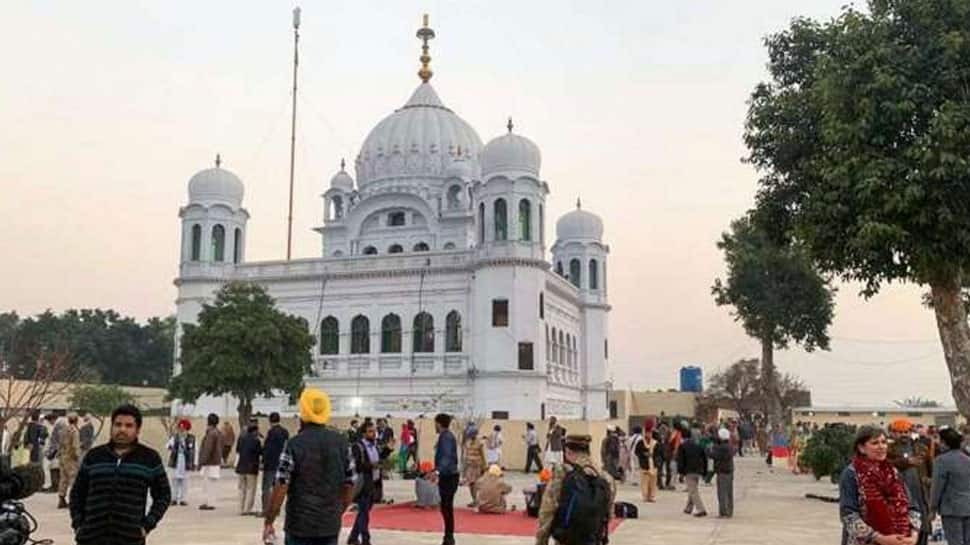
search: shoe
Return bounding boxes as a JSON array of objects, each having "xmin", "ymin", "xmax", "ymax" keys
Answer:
[
  {"xmin": 683, "ymin": 508, "xmax": 692, "ymax": 515},
  {"xmin": 346, "ymin": 538, "xmax": 360, "ymax": 545},
  {"xmin": 171, "ymin": 501, "xmax": 178, "ymax": 506},
  {"xmin": 179, "ymin": 501, "xmax": 188, "ymax": 506},
  {"xmin": 467, "ymin": 502, "xmax": 478, "ymax": 508},
  {"xmin": 199, "ymin": 504, "xmax": 215, "ymax": 511},
  {"xmin": 694, "ymin": 512, "xmax": 708, "ymax": 518},
  {"xmin": 57, "ymin": 497, "xmax": 68, "ymax": 509}
]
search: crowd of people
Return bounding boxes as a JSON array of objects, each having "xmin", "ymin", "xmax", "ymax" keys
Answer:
[{"xmin": 27, "ymin": 394, "xmax": 970, "ymax": 545}]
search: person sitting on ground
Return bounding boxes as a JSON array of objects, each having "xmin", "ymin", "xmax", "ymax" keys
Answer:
[{"xmin": 477, "ymin": 464, "xmax": 513, "ymax": 514}]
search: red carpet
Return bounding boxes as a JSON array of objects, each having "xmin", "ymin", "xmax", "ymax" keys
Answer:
[{"xmin": 341, "ymin": 502, "xmax": 624, "ymax": 536}]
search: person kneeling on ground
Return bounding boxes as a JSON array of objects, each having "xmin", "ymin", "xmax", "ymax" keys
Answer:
[{"xmin": 477, "ymin": 464, "xmax": 513, "ymax": 514}]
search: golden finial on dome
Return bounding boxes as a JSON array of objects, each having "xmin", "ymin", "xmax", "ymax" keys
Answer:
[
  {"xmin": 416, "ymin": 14, "xmax": 435, "ymax": 83},
  {"xmin": 577, "ymin": 197, "xmax": 582, "ymax": 209},
  {"xmin": 215, "ymin": 153, "xmax": 222, "ymax": 168}
]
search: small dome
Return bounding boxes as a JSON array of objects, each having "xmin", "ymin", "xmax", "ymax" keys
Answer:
[
  {"xmin": 556, "ymin": 200, "xmax": 603, "ymax": 241},
  {"xmin": 188, "ymin": 158, "xmax": 244, "ymax": 208},
  {"xmin": 330, "ymin": 160, "xmax": 354, "ymax": 191},
  {"xmin": 444, "ymin": 152, "xmax": 473, "ymax": 180},
  {"xmin": 481, "ymin": 121, "xmax": 541, "ymax": 179}
]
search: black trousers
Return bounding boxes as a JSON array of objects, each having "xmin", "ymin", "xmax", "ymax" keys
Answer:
[
  {"xmin": 438, "ymin": 473, "xmax": 460, "ymax": 542},
  {"xmin": 525, "ymin": 445, "xmax": 543, "ymax": 473}
]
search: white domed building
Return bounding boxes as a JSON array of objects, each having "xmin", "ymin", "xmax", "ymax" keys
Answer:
[{"xmin": 174, "ymin": 19, "xmax": 610, "ymax": 420}]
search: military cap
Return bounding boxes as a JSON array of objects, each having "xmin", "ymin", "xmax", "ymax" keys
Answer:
[{"xmin": 564, "ymin": 434, "xmax": 592, "ymax": 449}]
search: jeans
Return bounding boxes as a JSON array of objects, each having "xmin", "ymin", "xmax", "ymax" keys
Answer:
[
  {"xmin": 171, "ymin": 477, "xmax": 188, "ymax": 503},
  {"xmin": 350, "ymin": 493, "xmax": 374, "ymax": 543},
  {"xmin": 525, "ymin": 445, "xmax": 543, "ymax": 473},
  {"xmin": 943, "ymin": 516, "xmax": 970, "ymax": 545},
  {"xmin": 716, "ymin": 472, "xmax": 733, "ymax": 517},
  {"xmin": 262, "ymin": 468, "xmax": 276, "ymax": 514},
  {"xmin": 285, "ymin": 536, "xmax": 338, "ymax": 545},
  {"xmin": 438, "ymin": 473, "xmax": 460, "ymax": 542}
]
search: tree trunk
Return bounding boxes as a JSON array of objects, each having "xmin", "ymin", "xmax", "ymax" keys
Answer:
[
  {"xmin": 761, "ymin": 336, "xmax": 783, "ymax": 427},
  {"xmin": 929, "ymin": 277, "xmax": 970, "ymax": 419},
  {"xmin": 237, "ymin": 397, "xmax": 253, "ymax": 431}
]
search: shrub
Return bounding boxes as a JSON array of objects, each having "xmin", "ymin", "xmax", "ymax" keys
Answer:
[{"xmin": 801, "ymin": 424, "xmax": 856, "ymax": 481}]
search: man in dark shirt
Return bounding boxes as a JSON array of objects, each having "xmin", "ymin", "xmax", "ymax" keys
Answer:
[
  {"xmin": 677, "ymin": 426, "xmax": 709, "ymax": 517},
  {"xmin": 235, "ymin": 421, "xmax": 262, "ymax": 516},
  {"xmin": 264, "ymin": 388, "xmax": 355, "ymax": 545},
  {"xmin": 261, "ymin": 412, "xmax": 289, "ymax": 515},
  {"xmin": 69, "ymin": 404, "xmax": 170, "ymax": 545},
  {"xmin": 25, "ymin": 411, "xmax": 46, "ymax": 464},
  {"xmin": 433, "ymin": 413, "xmax": 459, "ymax": 545}
]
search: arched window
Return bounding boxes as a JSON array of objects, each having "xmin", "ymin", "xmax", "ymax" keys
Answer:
[
  {"xmin": 413, "ymin": 242, "xmax": 429, "ymax": 252},
  {"xmin": 233, "ymin": 228, "xmax": 242, "ymax": 264},
  {"xmin": 539, "ymin": 292, "xmax": 545, "ymax": 319},
  {"xmin": 363, "ymin": 246, "xmax": 378, "ymax": 255},
  {"xmin": 413, "ymin": 312, "xmax": 434, "ymax": 353},
  {"xmin": 539, "ymin": 204, "xmax": 545, "ymax": 246},
  {"xmin": 519, "ymin": 199, "xmax": 532, "ymax": 241},
  {"xmin": 351, "ymin": 315, "xmax": 370, "ymax": 354},
  {"xmin": 443, "ymin": 242, "xmax": 456, "ymax": 250},
  {"xmin": 447, "ymin": 185, "xmax": 462, "ymax": 209},
  {"xmin": 388, "ymin": 244, "xmax": 403, "ymax": 254},
  {"xmin": 388, "ymin": 212, "xmax": 406, "ymax": 226},
  {"xmin": 211, "ymin": 225, "xmax": 225, "ymax": 262},
  {"xmin": 545, "ymin": 325, "xmax": 550, "ymax": 361},
  {"xmin": 558, "ymin": 330, "xmax": 565, "ymax": 366},
  {"xmin": 566, "ymin": 334, "xmax": 572, "ymax": 367},
  {"xmin": 190, "ymin": 224, "xmax": 202, "ymax": 261},
  {"xmin": 319, "ymin": 316, "xmax": 339, "ymax": 355},
  {"xmin": 381, "ymin": 314, "xmax": 401, "ymax": 353},
  {"xmin": 494, "ymin": 198, "xmax": 507, "ymax": 241},
  {"xmin": 332, "ymin": 195, "xmax": 344, "ymax": 219},
  {"xmin": 478, "ymin": 203, "xmax": 486, "ymax": 244},
  {"xmin": 573, "ymin": 336, "xmax": 578, "ymax": 367},
  {"xmin": 332, "ymin": 250, "xmax": 344, "ymax": 257},
  {"xmin": 445, "ymin": 311, "xmax": 462, "ymax": 352},
  {"xmin": 551, "ymin": 327, "xmax": 558, "ymax": 363},
  {"xmin": 569, "ymin": 258, "xmax": 581, "ymax": 288},
  {"xmin": 589, "ymin": 259, "xmax": 599, "ymax": 289}
]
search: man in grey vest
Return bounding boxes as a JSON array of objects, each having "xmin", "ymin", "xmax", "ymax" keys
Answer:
[{"xmin": 264, "ymin": 388, "xmax": 354, "ymax": 545}]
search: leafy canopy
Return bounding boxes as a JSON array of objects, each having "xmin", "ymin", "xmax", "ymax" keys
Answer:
[
  {"xmin": 712, "ymin": 213, "xmax": 835, "ymax": 350},
  {"xmin": 746, "ymin": 0, "xmax": 970, "ymax": 293},
  {"xmin": 69, "ymin": 384, "xmax": 136, "ymax": 417},
  {"xmin": 168, "ymin": 282, "xmax": 314, "ymax": 406}
]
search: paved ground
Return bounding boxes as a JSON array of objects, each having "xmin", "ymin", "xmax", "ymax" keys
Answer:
[{"xmin": 27, "ymin": 456, "xmax": 842, "ymax": 544}]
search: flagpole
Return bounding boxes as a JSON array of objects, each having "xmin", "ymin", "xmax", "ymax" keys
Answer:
[{"xmin": 286, "ymin": 6, "xmax": 301, "ymax": 260}]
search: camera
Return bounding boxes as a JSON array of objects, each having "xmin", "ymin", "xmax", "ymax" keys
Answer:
[{"xmin": 0, "ymin": 457, "xmax": 46, "ymax": 545}]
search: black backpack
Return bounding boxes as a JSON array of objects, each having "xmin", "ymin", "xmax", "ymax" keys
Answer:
[{"xmin": 552, "ymin": 465, "xmax": 611, "ymax": 545}]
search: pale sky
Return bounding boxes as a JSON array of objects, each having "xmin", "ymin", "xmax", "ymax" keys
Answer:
[{"xmin": 0, "ymin": 1, "xmax": 954, "ymax": 406}]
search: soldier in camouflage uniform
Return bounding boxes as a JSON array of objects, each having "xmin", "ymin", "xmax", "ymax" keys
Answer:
[
  {"xmin": 57, "ymin": 413, "xmax": 82, "ymax": 509},
  {"xmin": 536, "ymin": 434, "xmax": 615, "ymax": 545}
]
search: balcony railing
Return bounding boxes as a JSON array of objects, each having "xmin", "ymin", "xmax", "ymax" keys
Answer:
[{"xmin": 312, "ymin": 353, "xmax": 469, "ymax": 378}]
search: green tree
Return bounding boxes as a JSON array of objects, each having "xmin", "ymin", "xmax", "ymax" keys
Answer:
[
  {"xmin": 712, "ymin": 214, "xmax": 835, "ymax": 425},
  {"xmin": 69, "ymin": 384, "xmax": 136, "ymax": 436},
  {"xmin": 745, "ymin": 0, "xmax": 970, "ymax": 417},
  {"xmin": 168, "ymin": 282, "xmax": 314, "ymax": 428}
]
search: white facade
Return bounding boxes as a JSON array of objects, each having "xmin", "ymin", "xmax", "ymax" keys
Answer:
[{"xmin": 174, "ymin": 22, "xmax": 612, "ymax": 420}]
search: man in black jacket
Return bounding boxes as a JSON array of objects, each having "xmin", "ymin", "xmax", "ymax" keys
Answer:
[
  {"xmin": 235, "ymin": 420, "xmax": 262, "ymax": 516},
  {"xmin": 349, "ymin": 420, "xmax": 392, "ymax": 545},
  {"xmin": 261, "ymin": 412, "xmax": 289, "ymax": 515},
  {"xmin": 676, "ymin": 426, "xmax": 709, "ymax": 517},
  {"xmin": 264, "ymin": 388, "xmax": 355, "ymax": 545},
  {"xmin": 69, "ymin": 404, "xmax": 170, "ymax": 545}
]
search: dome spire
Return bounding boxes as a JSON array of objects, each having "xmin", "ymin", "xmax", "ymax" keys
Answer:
[
  {"xmin": 576, "ymin": 197, "xmax": 582, "ymax": 209},
  {"xmin": 507, "ymin": 117, "xmax": 514, "ymax": 133},
  {"xmin": 416, "ymin": 14, "xmax": 435, "ymax": 83},
  {"xmin": 215, "ymin": 153, "xmax": 221, "ymax": 168},
  {"xmin": 340, "ymin": 158, "xmax": 346, "ymax": 171}
]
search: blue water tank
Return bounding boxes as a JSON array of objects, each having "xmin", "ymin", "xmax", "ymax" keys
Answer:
[{"xmin": 680, "ymin": 366, "xmax": 703, "ymax": 393}]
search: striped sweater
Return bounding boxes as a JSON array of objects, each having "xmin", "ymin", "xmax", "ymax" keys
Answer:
[{"xmin": 69, "ymin": 441, "xmax": 171, "ymax": 545}]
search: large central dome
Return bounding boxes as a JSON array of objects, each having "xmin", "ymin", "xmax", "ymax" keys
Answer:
[{"xmin": 355, "ymin": 83, "xmax": 483, "ymax": 187}]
